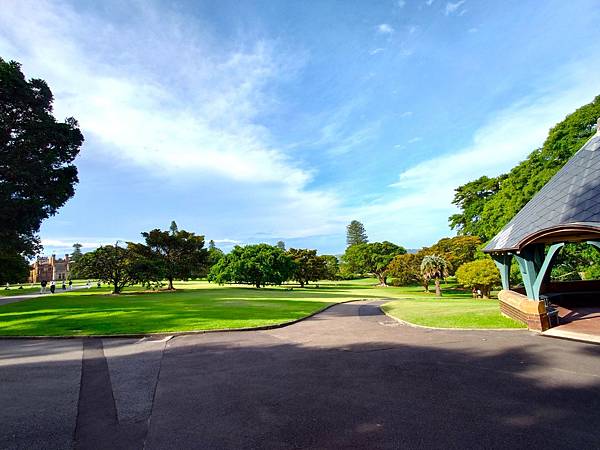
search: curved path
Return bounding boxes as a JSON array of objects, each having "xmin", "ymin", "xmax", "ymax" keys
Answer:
[{"xmin": 1, "ymin": 301, "xmax": 600, "ymax": 449}]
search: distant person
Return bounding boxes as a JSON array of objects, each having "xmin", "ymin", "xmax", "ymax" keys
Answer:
[
  {"xmin": 5, "ymin": 282, "xmax": 9, "ymax": 290},
  {"xmin": 62, "ymin": 280, "xmax": 66, "ymax": 290},
  {"xmin": 97, "ymin": 281, "xmax": 101, "ymax": 288},
  {"xmin": 40, "ymin": 280, "xmax": 47, "ymax": 294},
  {"xmin": 86, "ymin": 280, "xmax": 91, "ymax": 289},
  {"xmin": 68, "ymin": 279, "xmax": 73, "ymax": 290},
  {"xmin": 50, "ymin": 280, "xmax": 56, "ymax": 294}
]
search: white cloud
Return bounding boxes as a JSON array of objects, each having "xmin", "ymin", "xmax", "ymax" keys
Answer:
[
  {"xmin": 468, "ymin": 27, "xmax": 478, "ymax": 33},
  {"xmin": 445, "ymin": 0, "xmax": 466, "ymax": 15},
  {"xmin": 0, "ymin": 0, "xmax": 344, "ymax": 243},
  {"xmin": 369, "ymin": 48, "xmax": 384, "ymax": 55},
  {"xmin": 400, "ymin": 111, "xmax": 414, "ymax": 118},
  {"xmin": 358, "ymin": 57, "xmax": 600, "ymax": 246},
  {"xmin": 407, "ymin": 137, "xmax": 422, "ymax": 143},
  {"xmin": 377, "ymin": 24, "xmax": 394, "ymax": 34}
]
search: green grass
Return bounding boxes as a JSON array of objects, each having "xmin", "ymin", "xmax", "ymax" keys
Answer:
[
  {"xmin": 0, "ymin": 279, "xmax": 522, "ymax": 336},
  {"xmin": 0, "ymin": 286, "xmax": 44, "ymax": 296},
  {"xmin": 381, "ymin": 298, "xmax": 526, "ymax": 329}
]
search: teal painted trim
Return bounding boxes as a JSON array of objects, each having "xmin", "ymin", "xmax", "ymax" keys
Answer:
[
  {"xmin": 532, "ymin": 243, "xmax": 564, "ymax": 301},
  {"xmin": 491, "ymin": 254, "xmax": 512, "ymax": 290},
  {"xmin": 514, "ymin": 244, "xmax": 545, "ymax": 299}
]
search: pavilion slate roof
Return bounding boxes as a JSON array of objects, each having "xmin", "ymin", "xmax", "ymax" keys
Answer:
[{"xmin": 484, "ymin": 129, "xmax": 600, "ymax": 253}]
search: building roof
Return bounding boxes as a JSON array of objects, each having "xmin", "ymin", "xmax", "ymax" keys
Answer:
[{"xmin": 484, "ymin": 125, "xmax": 600, "ymax": 253}]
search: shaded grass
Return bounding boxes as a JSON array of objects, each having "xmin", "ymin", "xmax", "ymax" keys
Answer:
[
  {"xmin": 0, "ymin": 279, "xmax": 519, "ymax": 336},
  {"xmin": 381, "ymin": 298, "xmax": 525, "ymax": 329}
]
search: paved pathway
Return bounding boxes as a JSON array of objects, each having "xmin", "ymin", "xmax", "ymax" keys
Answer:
[
  {"xmin": 0, "ymin": 285, "xmax": 91, "ymax": 306},
  {"xmin": 1, "ymin": 300, "xmax": 600, "ymax": 449}
]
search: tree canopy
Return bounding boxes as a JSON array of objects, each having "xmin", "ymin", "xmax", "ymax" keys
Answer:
[
  {"xmin": 346, "ymin": 220, "xmax": 368, "ymax": 247},
  {"xmin": 342, "ymin": 241, "xmax": 406, "ymax": 285},
  {"xmin": 141, "ymin": 222, "xmax": 208, "ymax": 290},
  {"xmin": 74, "ymin": 243, "xmax": 136, "ymax": 294},
  {"xmin": 455, "ymin": 258, "xmax": 500, "ymax": 298},
  {"xmin": 208, "ymin": 244, "xmax": 295, "ymax": 288},
  {"xmin": 425, "ymin": 236, "xmax": 482, "ymax": 275},
  {"xmin": 287, "ymin": 248, "xmax": 327, "ymax": 287},
  {"xmin": 450, "ymin": 95, "xmax": 600, "ymax": 241},
  {"xmin": 387, "ymin": 253, "xmax": 421, "ymax": 286},
  {"xmin": 0, "ymin": 58, "xmax": 83, "ymax": 282}
]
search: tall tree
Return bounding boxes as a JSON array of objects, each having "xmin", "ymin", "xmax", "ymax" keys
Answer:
[
  {"xmin": 427, "ymin": 236, "xmax": 482, "ymax": 275},
  {"xmin": 342, "ymin": 241, "xmax": 406, "ymax": 286},
  {"xmin": 321, "ymin": 255, "xmax": 340, "ymax": 280},
  {"xmin": 420, "ymin": 254, "xmax": 449, "ymax": 297},
  {"xmin": 208, "ymin": 239, "xmax": 216, "ymax": 250},
  {"xmin": 276, "ymin": 240, "xmax": 286, "ymax": 250},
  {"xmin": 71, "ymin": 243, "xmax": 83, "ymax": 262},
  {"xmin": 346, "ymin": 220, "xmax": 368, "ymax": 247},
  {"xmin": 74, "ymin": 243, "xmax": 135, "ymax": 294},
  {"xmin": 287, "ymin": 248, "xmax": 328, "ymax": 287},
  {"xmin": 208, "ymin": 244, "xmax": 295, "ymax": 288},
  {"xmin": 142, "ymin": 223, "xmax": 208, "ymax": 290},
  {"xmin": 0, "ymin": 58, "xmax": 83, "ymax": 280},
  {"xmin": 450, "ymin": 95, "xmax": 600, "ymax": 240}
]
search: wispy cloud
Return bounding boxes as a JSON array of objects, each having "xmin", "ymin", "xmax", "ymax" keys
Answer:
[
  {"xmin": 0, "ymin": 0, "xmax": 345, "ymax": 243},
  {"xmin": 369, "ymin": 48, "xmax": 384, "ymax": 55},
  {"xmin": 407, "ymin": 137, "xmax": 422, "ymax": 144},
  {"xmin": 400, "ymin": 111, "xmax": 414, "ymax": 118},
  {"xmin": 376, "ymin": 23, "xmax": 394, "ymax": 34},
  {"xmin": 445, "ymin": 0, "xmax": 466, "ymax": 15},
  {"xmin": 426, "ymin": 0, "xmax": 435, "ymax": 5}
]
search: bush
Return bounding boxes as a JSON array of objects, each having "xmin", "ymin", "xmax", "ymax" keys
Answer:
[{"xmin": 455, "ymin": 258, "xmax": 500, "ymax": 298}]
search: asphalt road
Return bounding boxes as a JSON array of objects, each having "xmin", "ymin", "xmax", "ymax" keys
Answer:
[{"xmin": 1, "ymin": 300, "xmax": 600, "ymax": 449}]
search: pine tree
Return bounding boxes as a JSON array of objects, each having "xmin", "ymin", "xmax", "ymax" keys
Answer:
[
  {"xmin": 346, "ymin": 220, "xmax": 368, "ymax": 247},
  {"xmin": 276, "ymin": 240, "xmax": 285, "ymax": 250},
  {"xmin": 71, "ymin": 243, "xmax": 83, "ymax": 262},
  {"xmin": 208, "ymin": 239, "xmax": 216, "ymax": 250}
]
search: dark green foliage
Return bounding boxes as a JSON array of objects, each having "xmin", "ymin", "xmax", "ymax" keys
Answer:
[
  {"xmin": 141, "ymin": 222, "xmax": 208, "ymax": 290},
  {"xmin": 346, "ymin": 220, "xmax": 368, "ymax": 246},
  {"xmin": 550, "ymin": 243, "xmax": 600, "ymax": 281},
  {"xmin": 287, "ymin": 248, "xmax": 328, "ymax": 287},
  {"xmin": 0, "ymin": 253, "xmax": 30, "ymax": 284},
  {"xmin": 208, "ymin": 244, "xmax": 295, "ymax": 288},
  {"xmin": 0, "ymin": 58, "xmax": 83, "ymax": 265},
  {"xmin": 71, "ymin": 243, "xmax": 83, "ymax": 263},
  {"xmin": 342, "ymin": 241, "xmax": 406, "ymax": 285},
  {"xmin": 450, "ymin": 95, "xmax": 600, "ymax": 240},
  {"xmin": 386, "ymin": 253, "xmax": 421, "ymax": 286},
  {"xmin": 73, "ymin": 244, "xmax": 136, "ymax": 294},
  {"xmin": 321, "ymin": 255, "xmax": 340, "ymax": 280},
  {"xmin": 425, "ymin": 236, "xmax": 482, "ymax": 275},
  {"xmin": 276, "ymin": 240, "xmax": 286, "ymax": 250}
]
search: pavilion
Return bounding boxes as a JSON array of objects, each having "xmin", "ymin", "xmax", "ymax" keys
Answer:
[{"xmin": 484, "ymin": 119, "xmax": 600, "ymax": 332}]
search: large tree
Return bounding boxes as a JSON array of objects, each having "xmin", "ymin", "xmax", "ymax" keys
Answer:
[
  {"xmin": 450, "ymin": 96, "xmax": 600, "ymax": 241},
  {"xmin": 426, "ymin": 235, "xmax": 482, "ymax": 276},
  {"xmin": 74, "ymin": 243, "xmax": 136, "ymax": 294},
  {"xmin": 141, "ymin": 222, "xmax": 208, "ymax": 290},
  {"xmin": 71, "ymin": 243, "xmax": 83, "ymax": 263},
  {"xmin": 346, "ymin": 220, "xmax": 368, "ymax": 247},
  {"xmin": 208, "ymin": 244, "xmax": 295, "ymax": 288},
  {"xmin": 342, "ymin": 241, "xmax": 406, "ymax": 286},
  {"xmin": 0, "ymin": 58, "xmax": 84, "ymax": 280},
  {"xmin": 455, "ymin": 258, "xmax": 500, "ymax": 299},
  {"xmin": 287, "ymin": 248, "xmax": 328, "ymax": 287},
  {"xmin": 387, "ymin": 253, "xmax": 421, "ymax": 286}
]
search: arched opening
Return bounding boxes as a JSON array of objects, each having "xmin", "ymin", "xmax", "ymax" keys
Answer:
[{"xmin": 541, "ymin": 242, "xmax": 600, "ymax": 336}]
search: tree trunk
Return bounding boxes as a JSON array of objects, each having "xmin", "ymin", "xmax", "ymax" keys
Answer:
[
  {"xmin": 299, "ymin": 280, "xmax": 305, "ymax": 288},
  {"xmin": 423, "ymin": 277, "xmax": 429, "ymax": 292},
  {"xmin": 377, "ymin": 273, "xmax": 387, "ymax": 286},
  {"xmin": 113, "ymin": 279, "xmax": 120, "ymax": 294},
  {"xmin": 255, "ymin": 281, "xmax": 261, "ymax": 288},
  {"xmin": 434, "ymin": 278, "xmax": 441, "ymax": 297},
  {"xmin": 167, "ymin": 277, "xmax": 174, "ymax": 290}
]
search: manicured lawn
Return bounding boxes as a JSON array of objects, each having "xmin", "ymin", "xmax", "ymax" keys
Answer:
[
  {"xmin": 0, "ymin": 286, "xmax": 43, "ymax": 296},
  {"xmin": 0, "ymin": 279, "xmax": 521, "ymax": 336},
  {"xmin": 381, "ymin": 298, "xmax": 525, "ymax": 329}
]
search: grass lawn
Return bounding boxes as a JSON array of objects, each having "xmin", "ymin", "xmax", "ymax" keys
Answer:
[
  {"xmin": 381, "ymin": 298, "xmax": 526, "ymax": 329},
  {"xmin": 0, "ymin": 279, "xmax": 522, "ymax": 336}
]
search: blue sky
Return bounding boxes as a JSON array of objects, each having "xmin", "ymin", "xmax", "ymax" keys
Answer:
[{"xmin": 2, "ymin": 0, "xmax": 600, "ymax": 255}]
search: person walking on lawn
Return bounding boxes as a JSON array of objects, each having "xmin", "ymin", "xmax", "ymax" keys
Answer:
[
  {"xmin": 50, "ymin": 280, "xmax": 56, "ymax": 294},
  {"xmin": 40, "ymin": 280, "xmax": 47, "ymax": 294}
]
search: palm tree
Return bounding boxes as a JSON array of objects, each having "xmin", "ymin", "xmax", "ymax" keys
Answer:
[{"xmin": 420, "ymin": 254, "xmax": 449, "ymax": 297}]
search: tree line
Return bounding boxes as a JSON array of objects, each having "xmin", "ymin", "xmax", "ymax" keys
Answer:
[{"xmin": 449, "ymin": 94, "xmax": 600, "ymax": 281}]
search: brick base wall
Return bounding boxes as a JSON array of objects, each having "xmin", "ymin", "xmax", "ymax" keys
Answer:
[{"xmin": 498, "ymin": 290, "xmax": 551, "ymax": 332}]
